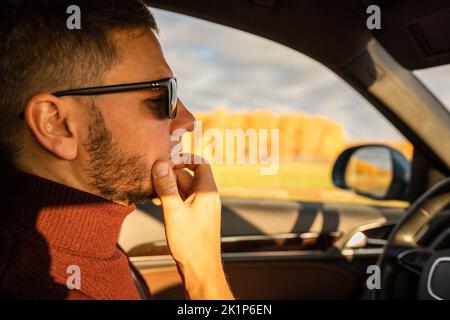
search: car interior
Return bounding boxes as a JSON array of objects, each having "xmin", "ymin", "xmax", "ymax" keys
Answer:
[{"xmin": 118, "ymin": 0, "xmax": 450, "ymax": 300}]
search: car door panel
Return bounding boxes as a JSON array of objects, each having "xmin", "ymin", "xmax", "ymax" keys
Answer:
[{"xmin": 119, "ymin": 199, "xmax": 404, "ymax": 299}]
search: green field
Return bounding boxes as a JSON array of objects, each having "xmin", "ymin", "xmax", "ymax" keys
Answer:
[{"xmin": 211, "ymin": 161, "xmax": 407, "ymax": 207}]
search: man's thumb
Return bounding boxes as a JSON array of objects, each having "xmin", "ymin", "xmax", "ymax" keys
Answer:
[{"xmin": 151, "ymin": 161, "xmax": 182, "ymax": 204}]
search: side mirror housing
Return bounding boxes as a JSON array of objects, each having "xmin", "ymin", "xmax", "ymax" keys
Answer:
[{"xmin": 332, "ymin": 144, "xmax": 411, "ymax": 201}]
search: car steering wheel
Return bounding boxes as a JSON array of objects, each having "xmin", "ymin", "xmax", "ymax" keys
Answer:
[{"xmin": 373, "ymin": 177, "xmax": 450, "ymax": 300}]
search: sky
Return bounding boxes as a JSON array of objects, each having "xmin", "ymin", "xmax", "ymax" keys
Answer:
[
  {"xmin": 414, "ymin": 65, "xmax": 450, "ymax": 111},
  {"xmin": 151, "ymin": 8, "xmax": 449, "ymax": 142}
]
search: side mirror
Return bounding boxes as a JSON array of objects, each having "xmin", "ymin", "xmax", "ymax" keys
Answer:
[{"xmin": 332, "ymin": 144, "xmax": 411, "ymax": 201}]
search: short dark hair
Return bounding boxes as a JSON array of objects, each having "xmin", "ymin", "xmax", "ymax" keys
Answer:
[{"xmin": 0, "ymin": 0, "xmax": 158, "ymax": 164}]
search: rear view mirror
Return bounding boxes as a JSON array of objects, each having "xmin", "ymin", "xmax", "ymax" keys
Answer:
[{"xmin": 332, "ymin": 144, "xmax": 411, "ymax": 201}]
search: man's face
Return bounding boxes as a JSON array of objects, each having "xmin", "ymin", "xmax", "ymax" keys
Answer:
[{"xmin": 77, "ymin": 29, "xmax": 195, "ymax": 204}]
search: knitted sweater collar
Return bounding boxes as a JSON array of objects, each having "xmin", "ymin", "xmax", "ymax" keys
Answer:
[{"xmin": 0, "ymin": 166, "xmax": 135, "ymax": 258}]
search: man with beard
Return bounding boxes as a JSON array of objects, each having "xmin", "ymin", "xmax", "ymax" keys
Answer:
[{"xmin": 0, "ymin": 0, "xmax": 233, "ymax": 300}]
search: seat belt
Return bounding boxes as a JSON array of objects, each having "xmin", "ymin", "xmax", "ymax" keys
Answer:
[{"xmin": 117, "ymin": 244, "xmax": 152, "ymax": 300}]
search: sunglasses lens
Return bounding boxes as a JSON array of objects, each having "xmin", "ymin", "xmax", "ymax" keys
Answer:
[{"xmin": 168, "ymin": 78, "xmax": 178, "ymax": 118}]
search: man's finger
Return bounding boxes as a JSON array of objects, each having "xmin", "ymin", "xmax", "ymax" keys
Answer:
[
  {"xmin": 186, "ymin": 163, "xmax": 217, "ymax": 192},
  {"xmin": 178, "ymin": 153, "xmax": 217, "ymax": 192},
  {"xmin": 151, "ymin": 197, "xmax": 162, "ymax": 206},
  {"xmin": 151, "ymin": 161, "xmax": 183, "ymax": 210},
  {"xmin": 174, "ymin": 169, "xmax": 194, "ymax": 199}
]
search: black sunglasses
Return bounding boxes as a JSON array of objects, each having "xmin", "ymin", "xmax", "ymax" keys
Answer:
[{"xmin": 18, "ymin": 77, "xmax": 178, "ymax": 119}]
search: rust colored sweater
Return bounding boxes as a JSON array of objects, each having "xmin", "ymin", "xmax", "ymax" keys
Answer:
[{"xmin": 0, "ymin": 166, "xmax": 141, "ymax": 300}]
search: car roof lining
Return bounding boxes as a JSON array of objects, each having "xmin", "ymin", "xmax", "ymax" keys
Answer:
[
  {"xmin": 148, "ymin": 0, "xmax": 371, "ymax": 72},
  {"xmin": 372, "ymin": 0, "xmax": 450, "ymax": 70},
  {"xmin": 147, "ymin": 0, "xmax": 450, "ymax": 71}
]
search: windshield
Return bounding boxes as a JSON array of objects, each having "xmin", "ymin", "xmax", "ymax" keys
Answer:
[{"xmin": 414, "ymin": 64, "xmax": 450, "ymax": 113}]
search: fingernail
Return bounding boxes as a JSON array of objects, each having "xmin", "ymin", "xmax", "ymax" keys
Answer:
[{"xmin": 155, "ymin": 162, "xmax": 169, "ymax": 177}]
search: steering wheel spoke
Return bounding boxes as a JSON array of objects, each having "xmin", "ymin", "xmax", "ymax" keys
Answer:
[{"xmin": 397, "ymin": 248, "xmax": 432, "ymax": 275}]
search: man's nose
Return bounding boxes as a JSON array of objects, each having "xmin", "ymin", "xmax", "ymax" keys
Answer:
[{"xmin": 170, "ymin": 99, "xmax": 195, "ymax": 133}]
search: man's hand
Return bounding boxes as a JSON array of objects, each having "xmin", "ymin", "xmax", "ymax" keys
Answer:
[{"xmin": 151, "ymin": 155, "xmax": 234, "ymax": 300}]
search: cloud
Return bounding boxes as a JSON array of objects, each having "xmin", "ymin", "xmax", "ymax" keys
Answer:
[{"xmin": 151, "ymin": 8, "xmax": 449, "ymax": 141}]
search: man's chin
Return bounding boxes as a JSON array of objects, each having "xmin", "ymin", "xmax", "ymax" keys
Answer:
[
  {"xmin": 131, "ymin": 191, "xmax": 157, "ymax": 205},
  {"xmin": 107, "ymin": 189, "xmax": 156, "ymax": 206}
]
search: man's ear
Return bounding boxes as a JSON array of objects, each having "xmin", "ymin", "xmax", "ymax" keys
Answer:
[{"xmin": 23, "ymin": 93, "xmax": 78, "ymax": 160}]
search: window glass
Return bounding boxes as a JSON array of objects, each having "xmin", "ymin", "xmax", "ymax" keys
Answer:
[
  {"xmin": 414, "ymin": 64, "xmax": 450, "ymax": 112},
  {"xmin": 154, "ymin": 9, "xmax": 412, "ymax": 206}
]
